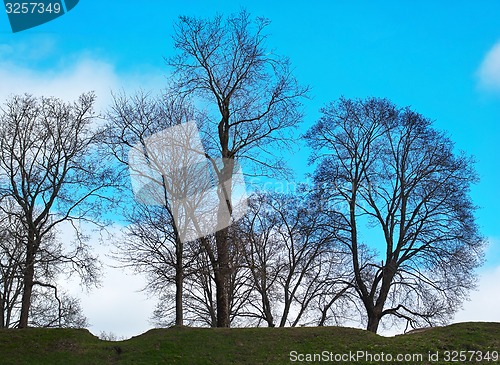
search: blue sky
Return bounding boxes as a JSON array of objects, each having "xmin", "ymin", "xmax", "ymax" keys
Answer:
[{"xmin": 1, "ymin": 1, "xmax": 499, "ymax": 337}]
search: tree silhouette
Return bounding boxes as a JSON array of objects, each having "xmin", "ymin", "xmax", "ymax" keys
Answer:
[
  {"xmin": 305, "ymin": 97, "xmax": 484, "ymax": 333},
  {"xmin": 168, "ymin": 10, "xmax": 307, "ymax": 326}
]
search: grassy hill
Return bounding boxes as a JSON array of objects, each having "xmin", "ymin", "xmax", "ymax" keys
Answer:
[{"xmin": 0, "ymin": 322, "xmax": 498, "ymax": 364}]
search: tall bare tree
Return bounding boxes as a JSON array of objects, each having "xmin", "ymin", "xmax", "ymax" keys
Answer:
[
  {"xmin": 305, "ymin": 97, "xmax": 485, "ymax": 333},
  {"xmin": 105, "ymin": 91, "xmax": 202, "ymax": 326},
  {"xmin": 0, "ymin": 93, "xmax": 114, "ymax": 328},
  {"xmin": 169, "ymin": 10, "xmax": 307, "ymax": 327}
]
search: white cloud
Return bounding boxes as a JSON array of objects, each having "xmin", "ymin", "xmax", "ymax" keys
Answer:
[
  {"xmin": 0, "ymin": 35, "xmax": 57, "ymax": 61},
  {"xmin": 0, "ymin": 49, "xmax": 166, "ymax": 114},
  {"xmin": 0, "ymin": 58, "xmax": 118, "ymax": 113},
  {"xmin": 454, "ymin": 265, "xmax": 500, "ymax": 323},
  {"xmin": 477, "ymin": 41, "xmax": 500, "ymax": 92}
]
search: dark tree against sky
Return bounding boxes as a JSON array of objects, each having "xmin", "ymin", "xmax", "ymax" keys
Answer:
[
  {"xmin": 0, "ymin": 93, "xmax": 114, "ymax": 328},
  {"xmin": 105, "ymin": 91, "xmax": 202, "ymax": 326},
  {"xmin": 168, "ymin": 10, "xmax": 307, "ymax": 327},
  {"xmin": 235, "ymin": 192, "xmax": 349, "ymax": 328},
  {"xmin": 305, "ymin": 97, "xmax": 485, "ymax": 333}
]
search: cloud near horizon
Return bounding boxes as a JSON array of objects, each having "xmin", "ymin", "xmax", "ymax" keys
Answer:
[
  {"xmin": 454, "ymin": 264, "xmax": 500, "ymax": 324},
  {"xmin": 0, "ymin": 44, "xmax": 166, "ymax": 114},
  {"xmin": 477, "ymin": 41, "xmax": 500, "ymax": 92},
  {"xmin": 0, "ymin": 57, "xmax": 118, "ymax": 112}
]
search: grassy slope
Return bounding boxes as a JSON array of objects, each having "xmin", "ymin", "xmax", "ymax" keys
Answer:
[{"xmin": 0, "ymin": 322, "xmax": 498, "ymax": 364}]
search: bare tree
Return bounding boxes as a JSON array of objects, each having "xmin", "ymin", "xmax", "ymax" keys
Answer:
[
  {"xmin": 0, "ymin": 93, "xmax": 114, "ymax": 328},
  {"xmin": 105, "ymin": 91, "xmax": 203, "ymax": 326},
  {"xmin": 116, "ymin": 204, "xmax": 182, "ymax": 325},
  {"xmin": 235, "ymin": 192, "xmax": 350, "ymax": 327},
  {"xmin": 149, "ymin": 234, "xmax": 246, "ymax": 328},
  {"xmin": 1, "ymin": 202, "xmax": 93, "ymax": 329},
  {"xmin": 29, "ymin": 286, "xmax": 88, "ymax": 328},
  {"xmin": 234, "ymin": 196, "xmax": 281, "ymax": 327},
  {"xmin": 181, "ymin": 239, "xmax": 218, "ymax": 327},
  {"xmin": 114, "ymin": 202, "xmax": 203, "ymax": 327},
  {"xmin": 313, "ymin": 249, "xmax": 355, "ymax": 327},
  {"xmin": 0, "ymin": 200, "xmax": 24, "ymax": 327},
  {"xmin": 305, "ymin": 97, "xmax": 485, "ymax": 333},
  {"xmin": 169, "ymin": 10, "xmax": 307, "ymax": 327}
]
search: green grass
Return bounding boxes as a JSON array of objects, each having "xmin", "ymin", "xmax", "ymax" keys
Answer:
[{"xmin": 0, "ymin": 322, "xmax": 498, "ymax": 364}]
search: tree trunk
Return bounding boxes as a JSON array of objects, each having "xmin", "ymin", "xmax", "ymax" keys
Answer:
[
  {"xmin": 366, "ymin": 311, "xmax": 381, "ymax": 333},
  {"xmin": 366, "ymin": 270, "xmax": 395, "ymax": 333},
  {"xmin": 215, "ymin": 227, "xmax": 230, "ymax": 327},
  {"xmin": 279, "ymin": 292, "xmax": 291, "ymax": 327},
  {"xmin": 19, "ymin": 249, "xmax": 35, "ymax": 328},
  {"xmin": 366, "ymin": 263, "xmax": 396, "ymax": 333},
  {"xmin": 318, "ymin": 310, "xmax": 327, "ymax": 327},
  {"xmin": 0, "ymin": 295, "xmax": 4, "ymax": 328},
  {"xmin": 214, "ymin": 155, "xmax": 234, "ymax": 328},
  {"xmin": 262, "ymin": 295, "xmax": 274, "ymax": 327},
  {"xmin": 174, "ymin": 237, "xmax": 183, "ymax": 326},
  {"xmin": 19, "ymin": 232, "xmax": 38, "ymax": 329}
]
